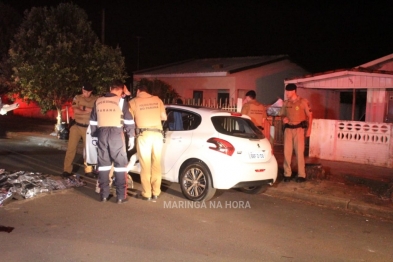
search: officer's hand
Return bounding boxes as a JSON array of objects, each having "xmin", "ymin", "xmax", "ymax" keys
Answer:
[
  {"xmin": 91, "ymin": 136, "xmax": 98, "ymax": 147},
  {"xmin": 123, "ymin": 85, "xmax": 131, "ymax": 96},
  {"xmin": 128, "ymin": 138, "xmax": 134, "ymax": 151}
]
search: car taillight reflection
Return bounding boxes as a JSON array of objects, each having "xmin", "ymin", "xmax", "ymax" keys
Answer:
[{"xmin": 207, "ymin": 137, "xmax": 235, "ymax": 156}]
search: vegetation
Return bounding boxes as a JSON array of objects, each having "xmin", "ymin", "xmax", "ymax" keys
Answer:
[
  {"xmin": 7, "ymin": 3, "xmax": 127, "ymax": 126},
  {"xmin": 0, "ymin": 2, "xmax": 22, "ymax": 95},
  {"xmin": 134, "ymin": 78, "xmax": 180, "ymax": 103}
]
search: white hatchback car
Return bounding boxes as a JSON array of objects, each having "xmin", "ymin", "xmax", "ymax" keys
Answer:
[{"xmin": 128, "ymin": 105, "xmax": 278, "ymax": 201}]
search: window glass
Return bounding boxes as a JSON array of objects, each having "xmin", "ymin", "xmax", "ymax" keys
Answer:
[
  {"xmin": 164, "ymin": 109, "xmax": 201, "ymax": 131},
  {"xmin": 211, "ymin": 116, "xmax": 265, "ymax": 139}
]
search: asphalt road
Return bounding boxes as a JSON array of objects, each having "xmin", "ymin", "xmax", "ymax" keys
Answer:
[{"xmin": 1, "ymin": 137, "xmax": 393, "ymax": 261}]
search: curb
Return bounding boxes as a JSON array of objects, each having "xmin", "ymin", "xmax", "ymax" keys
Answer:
[
  {"xmin": 265, "ymin": 187, "xmax": 393, "ymax": 221},
  {"xmin": 347, "ymin": 200, "xmax": 393, "ymax": 221}
]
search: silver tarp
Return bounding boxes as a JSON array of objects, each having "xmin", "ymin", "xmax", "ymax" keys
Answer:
[{"xmin": 0, "ymin": 169, "xmax": 85, "ymax": 206}]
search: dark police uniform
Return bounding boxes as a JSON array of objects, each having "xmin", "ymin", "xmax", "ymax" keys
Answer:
[{"xmin": 90, "ymin": 93, "xmax": 135, "ymax": 201}]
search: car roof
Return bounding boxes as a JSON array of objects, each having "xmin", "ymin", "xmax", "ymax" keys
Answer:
[{"xmin": 165, "ymin": 104, "xmax": 236, "ymax": 115}]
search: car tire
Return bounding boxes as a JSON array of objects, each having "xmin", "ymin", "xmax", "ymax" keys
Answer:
[
  {"xmin": 179, "ymin": 162, "xmax": 216, "ymax": 201},
  {"xmin": 238, "ymin": 185, "xmax": 268, "ymax": 194}
]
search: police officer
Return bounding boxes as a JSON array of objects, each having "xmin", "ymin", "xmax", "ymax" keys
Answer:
[
  {"xmin": 280, "ymin": 83, "xmax": 313, "ymax": 183},
  {"xmin": 129, "ymin": 84, "xmax": 167, "ymax": 201},
  {"xmin": 241, "ymin": 90, "xmax": 267, "ymax": 130},
  {"xmin": 89, "ymin": 80, "xmax": 135, "ymax": 203},
  {"xmin": 62, "ymin": 83, "xmax": 98, "ymax": 178}
]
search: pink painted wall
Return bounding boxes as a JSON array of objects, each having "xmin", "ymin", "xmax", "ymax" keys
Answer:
[
  {"xmin": 135, "ymin": 76, "xmax": 236, "ymax": 102},
  {"xmin": 134, "ymin": 59, "xmax": 308, "ymax": 106},
  {"xmin": 10, "ymin": 97, "xmax": 73, "ymax": 122},
  {"xmin": 297, "ymin": 88, "xmax": 340, "ymax": 120}
]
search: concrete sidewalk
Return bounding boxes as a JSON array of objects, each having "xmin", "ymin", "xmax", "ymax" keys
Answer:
[
  {"xmin": 271, "ymin": 145, "xmax": 393, "ymax": 221},
  {"xmin": 1, "ymin": 114, "xmax": 393, "ymax": 220}
]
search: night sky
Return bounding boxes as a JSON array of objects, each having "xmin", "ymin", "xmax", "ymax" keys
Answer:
[{"xmin": 2, "ymin": 0, "xmax": 393, "ymax": 76}]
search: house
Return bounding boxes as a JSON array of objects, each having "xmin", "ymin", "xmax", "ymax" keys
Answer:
[
  {"xmin": 133, "ymin": 55, "xmax": 309, "ymax": 106},
  {"xmin": 284, "ymin": 54, "xmax": 393, "ymax": 122},
  {"xmin": 284, "ymin": 54, "xmax": 393, "ymax": 168}
]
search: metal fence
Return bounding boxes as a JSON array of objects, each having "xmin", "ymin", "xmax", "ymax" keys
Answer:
[{"xmin": 164, "ymin": 97, "xmax": 238, "ymax": 111}]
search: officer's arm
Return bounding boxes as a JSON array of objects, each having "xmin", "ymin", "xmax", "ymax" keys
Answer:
[
  {"xmin": 241, "ymin": 103, "xmax": 249, "ymax": 115},
  {"xmin": 160, "ymin": 111, "xmax": 167, "ymax": 121},
  {"xmin": 279, "ymin": 103, "xmax": 289, "ymax": 124},
  {"xmin": 159, "ymin": 100, "xmax": 167, "ymax": 121},
  {"xmin": 122, "ymin": 101, "xmax": 136, "ymax": 138},
  {"xmin": 122, "ymin": 85, "xmax": 132, "ymax": 101},
  {"xmin": 72, "ymin": 96, "xmax": 85, "ymax": 115},
  {"xmin": 262, "ymin": 105, "xmax": 267, "ymax": 124},
  {"xmin": 128, "ymin": 99, "xmax": 135, "ymax": 119},
  {"xmin": 70, "ymin": 96, "xmax": 78, "ymax": 117},
  {"xmin": 306, "ymin": 113, "xmax": 313, "ymax": 137},
  {"xmin": 304, "ymin": 99, "xmax": 313, "ymax": 137}
]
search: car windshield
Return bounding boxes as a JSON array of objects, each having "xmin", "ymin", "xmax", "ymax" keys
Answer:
[{"xmin": 211, "ymin": 116, "xmax": 265, "ymax": 139}]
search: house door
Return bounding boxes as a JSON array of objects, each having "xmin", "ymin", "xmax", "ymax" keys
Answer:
[
  {"xmin": 339, "ymin": 90, "xmax": 366, "ymax": 121},
  {"xmin": 386, "ymin": 91, "xmax": 393, "ymax": 123},
  {"xmin": 193, "ymin": 91, "xmax": 203, "ymax": 105},
  {"xmin": 217, "ymin": 93, "xmax": 229, "ymax": 106}
]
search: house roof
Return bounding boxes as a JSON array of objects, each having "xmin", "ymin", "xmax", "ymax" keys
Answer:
[
  {"xmin": 356, "ymin": 53, "xmax": 393, "ymax": 69},
  {"xmin": 285, "ymin": 54, "xmax": 393, "ymax": 89},
  {"xmin": 133, "ymin": 55, "xmax": 289, "ymax": 78}
]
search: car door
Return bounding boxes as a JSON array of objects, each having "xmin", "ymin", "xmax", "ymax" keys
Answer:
[{"xmin": 162, "ymin": 109, "xmax": 194, "ymax": 174}]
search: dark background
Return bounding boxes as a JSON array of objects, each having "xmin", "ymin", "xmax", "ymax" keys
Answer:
[{"xmin": 3, "ymin": 0, "xmax": 393, "ymax": 76}]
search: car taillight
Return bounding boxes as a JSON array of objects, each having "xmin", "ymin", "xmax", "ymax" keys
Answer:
[
  {"xmin": 230, "ymin": 112, "xmax": 242, "ymax": 117},
  {"xmin": 207, "ymin": 137, "xmax": 235, "ymax": 156}
]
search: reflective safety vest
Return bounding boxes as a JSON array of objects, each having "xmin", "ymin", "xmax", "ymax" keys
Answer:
[
  {"xmin": 129, "ymin": 94, "xmax": 164, "ymax": 129},
  {"xmin": 95, "ymin": 96, "xmax": 123, "ymax": 127}
]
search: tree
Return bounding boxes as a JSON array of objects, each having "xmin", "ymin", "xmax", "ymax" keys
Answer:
[
  {"xmin": 0, "ymin": 2, "xmax": 22, "ymax": 94},
  {"xmin": 8, "ymin": 3, "xmax": 128, "ymax": 127},
  {"xmin": 135, "ymin": 78, "xmax": 180, "ymax": 103}
]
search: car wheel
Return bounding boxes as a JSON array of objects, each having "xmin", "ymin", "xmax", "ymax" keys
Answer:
[
  {"xmin": 238, "ymin": 185, "xmax": 268, "ymax": 194},
  {"xmin": 179, "ymin": 162, "xmax": 216, "ymax": 201}
]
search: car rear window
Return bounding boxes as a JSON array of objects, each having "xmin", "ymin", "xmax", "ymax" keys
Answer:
[{"xmin": 211, "ymin": 116, "xmax": 265, "ymax": 139}]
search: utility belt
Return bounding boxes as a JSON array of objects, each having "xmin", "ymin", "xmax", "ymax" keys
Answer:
[
  {"xmin": 75, "ymin": 122, "xmax": 89, "ymax": 128},
  {"xmin": 136, "ymin": 127, "xmax": 163, "ymax": 134},
  {"xmin": 136, "ymin": 128, "xmax": 166, "ymax": 143},
  {"xmin": 68, "ymin": 119, "xmax": 88, "ymax": 128},
  {"xmin": 284, "ymin": 121, "xmax": 308, "ymax": 130}
]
